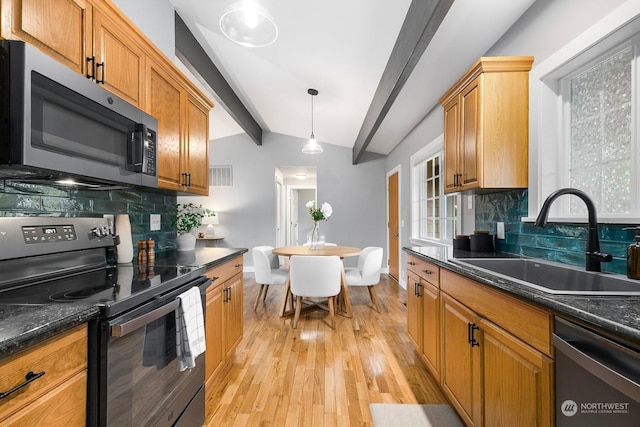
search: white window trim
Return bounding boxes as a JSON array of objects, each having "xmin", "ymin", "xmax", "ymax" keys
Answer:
[
  {"xmin": 526, "ymin": 0, "xmax": 640, "ymax": 224},
  {"xmin": 409, "ymin": 134, "xmax": 460, "ymax": 246}
]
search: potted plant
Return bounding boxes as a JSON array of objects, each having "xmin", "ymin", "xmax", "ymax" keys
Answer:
[{"xmin": 170, "ymin": 203, "xmax": 214, "ymax": 251}]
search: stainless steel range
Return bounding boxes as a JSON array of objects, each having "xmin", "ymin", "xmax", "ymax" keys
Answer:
[{"xmin": 0, "ymin": 217, "xmax": 211, "ymax": 426}]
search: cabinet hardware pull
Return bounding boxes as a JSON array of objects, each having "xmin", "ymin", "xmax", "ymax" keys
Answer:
[
  {"xmin": 416, "ymin": 283, "xmax": 421, "ymax": 298},
  {"xmin": 227, "ymin": 287, "xmax": 231, "ymax": 301},
  {"xmin": 422, "ymin": 269, "xmax": 431, "ymax": 275},
  {"xmin": 235, "ymin": 264, "xmax": 242, "ymax": 268},
  {"xmin": 467, "ymin": 323, "xmax": 480, "ymax": 347},
  {"xmin": 408, "ymin": 261, "xmax": 416, "ymax": 266},
  {"xmin": 0, "ymin": 371, "xmax": 45, "ymax": 399},
  {"xmin": 86, "ymin": 56, "xmax": 95, "ymax": 80},
  {"xmin": 186, "ymin": 173, "xmax": 191, "ymax": 187},
  {"xmin": 181, "ymin": 172, "xmax": 187, "ymax": 186},
  {"xmin": 96, "ymin": 62, "xmax": 105, "ymax": 84}
]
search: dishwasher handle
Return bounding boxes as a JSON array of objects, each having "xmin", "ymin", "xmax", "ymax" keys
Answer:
[{"xmin": 553, "ymin": 333, "xmax": 640, "ymax": 403}]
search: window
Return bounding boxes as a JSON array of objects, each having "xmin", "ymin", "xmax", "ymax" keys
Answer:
[
  {"xmin": 528, "ymin": 7, "xmax": 640, "ymax": 222},
  {"xmin": 563, "ymin": 43, "xmax": 634, "ymax": 216},
  {"xmin": 411, "ymin": 136, "xmax": 459, "ymax": 244}
]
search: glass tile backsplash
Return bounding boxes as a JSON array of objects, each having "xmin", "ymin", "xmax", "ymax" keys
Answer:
[
  {"xmin": 0, "ymin": 180, "xmax": 178, "ymax": 254},
  {"xmin": 475, "ymin": 189, "xmax": 634, "ymax": 275}
]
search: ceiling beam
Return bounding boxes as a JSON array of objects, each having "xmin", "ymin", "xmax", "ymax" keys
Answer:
[
  {"xmin": 351, "ymin": 0, "xmax": 453, "ymax": 164},
  {"xmin": 174, "ymin": 13, "xmax": 263, "ymax": 146}
]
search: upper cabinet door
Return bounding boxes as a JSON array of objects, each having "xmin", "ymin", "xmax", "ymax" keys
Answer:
[
  {"xmin": 184, "ymin": 95, "xmax": 210, "ymax": 195},
  {"xmin": 2, "ymin": 0, "xmax": 92, "ymax": 75},
  {"xmin": 460, "ymin": 76, "xmax": 480, "ymax": 189},
  {"xmin": 92, "ymin": 9, "xmax": 144, "ymax": 107},
  {"xmin": 148, "ymin": 59, "xmax": 184, "ymax": 191}
]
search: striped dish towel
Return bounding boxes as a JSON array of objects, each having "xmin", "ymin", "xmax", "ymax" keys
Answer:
[{"xmin": 175, "ymin": 286, "xmax": 206, "ymax": 371}]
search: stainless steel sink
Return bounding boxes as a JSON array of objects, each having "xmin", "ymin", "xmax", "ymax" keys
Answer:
[{"xmin": 449, "ymin": 257, "xmax": 640, "ymax": 295}]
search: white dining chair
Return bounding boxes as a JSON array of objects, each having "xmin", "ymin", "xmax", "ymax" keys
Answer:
[
  {"xmin": 252, "ymin": 246, "xmax": 289, "ymax": 310},
  {"xmin": 289, "ymin": 255, "xmax": 342, "ymax": 329},
  {"xmin": 344, "ymin": 247, "xmax": 384, "ymax": 312}
]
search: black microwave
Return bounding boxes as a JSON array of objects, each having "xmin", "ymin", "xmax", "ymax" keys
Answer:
[{"xmin": 0, "ymin": 40, "xmax": 157, "ymax": 188}]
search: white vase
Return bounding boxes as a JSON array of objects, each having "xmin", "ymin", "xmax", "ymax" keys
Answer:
[
  {"xmin": 115, "ymin": 214, "xmax": 133, "ymax": 264},
  {"xmin": 176, "ymin": 232, "xmax": 196, "ymax": 251}
]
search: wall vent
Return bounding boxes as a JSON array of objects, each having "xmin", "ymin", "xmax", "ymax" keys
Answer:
[{"xmin": 209, "ymin": 165, "xmax": 233, "ymax": 187}]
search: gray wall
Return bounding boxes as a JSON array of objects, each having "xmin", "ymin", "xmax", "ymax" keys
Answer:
[
  {"xmin": 180, "ymin": 132, "xmax": 387, "ymax": 268},
  {"xmin": 113, "ymin": 0, "xmax": 175, "ymax": 59},
  {"xmin": 386, "ymin": 0, "xmax": 631, "ymax": 285}
]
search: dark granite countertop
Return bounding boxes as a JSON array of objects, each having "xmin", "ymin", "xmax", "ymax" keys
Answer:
[
  {"xmin": 0, "ymin": 247, "xmax": 248, "ymax": 359},
  {"xmin": 0, "ymin": 304, "xmax": 99, "ymax": 358},
  {"xmin": 404, "ymin": 246, "xmax": 640, "ymax": 348}
]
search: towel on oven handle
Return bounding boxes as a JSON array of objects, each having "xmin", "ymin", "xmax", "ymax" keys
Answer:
[{"xmin": 175, "ymin": 286, "xmax": 206, "ymax": 371}]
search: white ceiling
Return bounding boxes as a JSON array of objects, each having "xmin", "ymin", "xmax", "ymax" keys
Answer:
[{"xmin": 170, "ymin": 0, "xmax": 537, "ymax": 156}]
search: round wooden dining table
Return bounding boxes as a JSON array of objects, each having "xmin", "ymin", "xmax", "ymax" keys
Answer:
[{"xmin": 272, "ymin": 245, "xmax": 361, "ymax": 319}]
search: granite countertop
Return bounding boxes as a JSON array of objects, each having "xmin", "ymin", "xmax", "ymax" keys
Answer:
[
  {"xmin": 0, "ymin": 247, "xmax": 248, "ymax": 359},
  {"xmin": 405, "ymin": 246, "xmax": 640, "ymax": 348},
  {"xmin": 0, "ymin": 304, "xmax": 99, "ymax": 357}
]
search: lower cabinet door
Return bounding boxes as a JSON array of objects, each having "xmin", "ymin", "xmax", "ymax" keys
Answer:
[
  {"xmin": 441, "ymin": 293, "xmax": 482, "ymax": 427},
  {"xmin": 2, "ymin": 371, "xmax": 86, "ymax": 426},
  {"xmin": 481, "ymin": 319, "xmax": 554, "ymax": 427}
]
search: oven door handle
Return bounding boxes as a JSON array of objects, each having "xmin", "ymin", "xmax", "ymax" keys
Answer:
[{"xmin": 111, "ymin": 299, "xmax": 180, "ymax": 338}]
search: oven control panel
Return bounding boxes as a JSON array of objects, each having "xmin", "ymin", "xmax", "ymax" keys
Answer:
[{"xmin": 22, "ymin": 225, "xmax": 77, "ymax": 244}]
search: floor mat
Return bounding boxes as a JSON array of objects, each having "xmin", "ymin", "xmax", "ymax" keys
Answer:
[{"xmin": 369, "ymin": 403, "xmax": 464, "ymax": 427}]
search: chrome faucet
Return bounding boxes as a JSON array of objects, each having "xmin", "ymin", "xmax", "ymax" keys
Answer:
[{"xmin": 534, "ymin": 188, "xmax": 612, "ymax": 272}]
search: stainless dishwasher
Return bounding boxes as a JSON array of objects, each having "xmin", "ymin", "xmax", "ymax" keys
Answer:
[{"xmin": 553, "ymin": 317, "xmax": 640, "ymax": 426}]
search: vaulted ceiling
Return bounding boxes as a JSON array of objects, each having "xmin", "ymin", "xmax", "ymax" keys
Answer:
[{"xmin": 170, "ymin": 0, "xmax": 537, "ymax": 163}]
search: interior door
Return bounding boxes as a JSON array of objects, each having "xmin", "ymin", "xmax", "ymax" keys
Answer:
[
  {"xmin": 290, "ymin": 189, "xmax": 299, "ymax": 245},
  {"xmin": 388, "ymin": 171, "xmax": 399, "ymax": 282}
]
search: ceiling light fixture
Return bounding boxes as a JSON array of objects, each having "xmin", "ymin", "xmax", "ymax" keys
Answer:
[
  {"xmin": 219, "ymin": 0, "xmax": 278, "ymax": 48},
  {"xmin": 302, "ymin": 88, "xmax": 323, "ymax": 154},
  {"xmin": 296, "ymin": 173, "xmax": 307, "ymax": 180}
]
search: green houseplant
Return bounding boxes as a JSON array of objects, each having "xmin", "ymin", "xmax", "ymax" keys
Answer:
[{"xmin": 170, "ymin": 203, "xmax": 214, "ymax": 251}]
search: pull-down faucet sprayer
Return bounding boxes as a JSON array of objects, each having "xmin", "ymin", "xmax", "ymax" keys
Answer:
[{"xmin": 534, "ymin": 188, "xmax": 612, "ymax": 272}]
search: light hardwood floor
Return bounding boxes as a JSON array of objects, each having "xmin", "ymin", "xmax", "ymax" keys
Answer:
[{"xmin": 205, "ymin": 274, "xmax": 447, "ymax": 426}]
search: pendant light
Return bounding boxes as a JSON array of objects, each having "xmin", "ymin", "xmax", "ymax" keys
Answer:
[
  {"xmin": 219, "ymin": 0, "xmax": 278, "ymax": 48},
  {"xmin": 302, "ymin": 88, "xmax": 323, "ymax": 154}
]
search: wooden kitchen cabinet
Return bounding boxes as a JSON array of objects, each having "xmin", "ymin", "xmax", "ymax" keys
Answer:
[
  {"xmin": 204, "ymin": 255, "xmax": 244, "ymax": 418},
  {"xmin": 0, "ymin": 324, "xmax": 87, "ymax": 426},
  {"xmin": 1, "ymin": 0, "xmax": 145, "ymax": 107},
  {"xmin": 0, "ymin": 0, "xmax": 92, "ymax": 75},
  {"xmin": 439, "ymin": 56, "xmax": 534, "ymax": 193},
  {"xmin": 406, "ymin": 255, "xmax": 440, "ymax": 379},
  {"xmin": 91, "ymin": 5, "xmax": 145, "ymax": 107},
  {"xmin": 183, "ymin": 94, "xmax": 210, "ymax": 195},
  {"xmin": 481, "ymin": 318, "xmax": 554, "ymax": 427},
  {"xmin": 441, "ymin": 293, "xmax": 482, "ymax": 427},
  {"xmin": 440, "ymin": 268, "xmax": 554, "ymax": 427},
  {"xmin": 2, "ymin": 0, "xmax": 213, "ymax": 195},
  {"xmin": 148, "ymin": 56, "xmax": 212, "ymax": 195}
]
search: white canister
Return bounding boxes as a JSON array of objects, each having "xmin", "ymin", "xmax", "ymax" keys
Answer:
[{"xmin": 115, "ymin": 214, "xmax": 133, "ymax": 264}]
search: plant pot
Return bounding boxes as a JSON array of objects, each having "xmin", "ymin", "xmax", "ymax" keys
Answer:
[{"xmin": 176, "ymin": 232, "xmax": 196, "ymax": 251}]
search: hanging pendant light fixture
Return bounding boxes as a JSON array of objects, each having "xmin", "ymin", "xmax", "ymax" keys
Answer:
[
  {"xmin": 219, "ymin": 0, "xmax": 278, "ymax": 48},
  {"xmin": 302, "ymin": 88, "xmax": 323, "ymax": 154}
]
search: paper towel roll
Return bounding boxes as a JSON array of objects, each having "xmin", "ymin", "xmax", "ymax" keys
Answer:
[{"xmin": 115, "ymin": 214, "xmax": 133, "ymax": 264}]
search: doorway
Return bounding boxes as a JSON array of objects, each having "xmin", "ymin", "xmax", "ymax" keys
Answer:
[
  {"xmin": 275, "ymin": 166, "xmax": 317, "ymax": 246},
  {"xmin": 387, "ymin": 168, "xmax": 400, "ymax": 284}
]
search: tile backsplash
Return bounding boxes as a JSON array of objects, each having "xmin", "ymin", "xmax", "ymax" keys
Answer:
[
  {"xmin": 0, "ymin": 180, "xmax": 178, "ymax": 253},
  {"xmin": 475, "ymin": 189, "xmax": 635, "ymax": 275}
]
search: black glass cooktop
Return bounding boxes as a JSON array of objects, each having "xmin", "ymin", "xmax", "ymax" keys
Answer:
[{"xmin": 0, "ymin": 264, "xmax": 204, "ymax": 317}]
